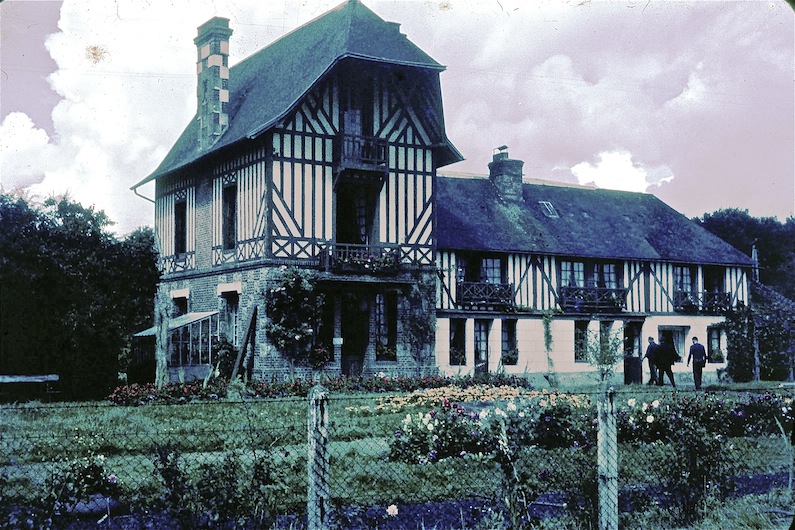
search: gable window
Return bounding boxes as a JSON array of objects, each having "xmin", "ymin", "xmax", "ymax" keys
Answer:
[
  {"xmin": 574, "ymin": 320, "xmax": 589, "ymax": 362},
  {"xmin": 174, "ymin": 199, "xmax": 187, "ymax": 256},
  {"xmin": 375, "ymin": 292, "xmax": 397, "ymax": 361},
  {"xmin": 222, "ymin": 184, "xmax": 237, "ymax": 251},
  {"xmin": 449, "ymin": 318, "xmax": 466, "ymax": 366},
  {"xmin": 501, "ymin": 319, "xmax": 518, "ymax": 365}
]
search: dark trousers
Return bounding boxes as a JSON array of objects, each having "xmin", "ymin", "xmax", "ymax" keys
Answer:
[
  {"xmin": 647, "ymin": 360, "xmax": 658, "ymax": 385},
  {"xmin": 692, "ymin": 362, "xmax": 704, "ymax": 389},
  {"xmin": 656, "ymin": 364, "xmax": 676, "ymax": 387}
]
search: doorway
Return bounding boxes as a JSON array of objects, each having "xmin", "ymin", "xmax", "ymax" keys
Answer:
[{"xmin": 341, "ymin": 293, "xmax": 370, "ymax": 376}]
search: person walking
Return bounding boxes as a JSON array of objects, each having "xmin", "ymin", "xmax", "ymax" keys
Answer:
[
  {"xmin": 643, "ymin": 337, "xmax": 659, "ymax": 385},
  {"xmin": 687, "ymin": 337, "xmax": 707, "ymax": 390},
  {"xmin": 655, "ymin": 336, "xmax": 678, "ymax": 388}
]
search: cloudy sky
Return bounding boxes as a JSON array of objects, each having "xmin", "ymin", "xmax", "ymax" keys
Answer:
[{"xmin": 1, "ymin": 0, "xmax": 793, "ymax": 236}]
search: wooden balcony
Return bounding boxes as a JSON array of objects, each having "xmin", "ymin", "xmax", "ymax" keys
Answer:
[
  {"xmin": 457, "ymin": 281, "xmax": 514, "ymax": 309},
  {"xmin": 335, "ymin": 134, "xmax": 388, "ymax": 175},
  {"xmin": 559, "ymin": 286, "xmax": 627, "ymax": 313},
  {"xmin": 319, "ymin": 242, "xmax": 401, "ymax": 275},
  {"xmin": 674, "ymin": 290, "xmax": 731, "ymax": 314}
]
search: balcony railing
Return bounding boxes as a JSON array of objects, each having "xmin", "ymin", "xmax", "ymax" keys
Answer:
[
  {"xmin": 337, "ymin": 134, "xmax": 388, "ymax": 173},
  {"xmin": 458, "ymin": 282, "xmax": 514, "ymax": 309},
  {"xmin": 319, "ymin": 243, "xmax": 401, "ymax": 275},
  {"xmin": 559, "ymin": 286, "xmax": 627, "ymax": 313},
  {"xmin": 673, "ymin": 290, "xmax": 732, "ymax": 314}
]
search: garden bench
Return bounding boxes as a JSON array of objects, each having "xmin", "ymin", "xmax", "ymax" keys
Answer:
[{"xmin": 0, "ymin": 374, "xmax": 61, "ymax": 402}]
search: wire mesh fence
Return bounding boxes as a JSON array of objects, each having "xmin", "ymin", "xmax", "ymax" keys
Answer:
[{"xmin": 1, "ymin": 385, "xmax": 793, "ymax": 529}]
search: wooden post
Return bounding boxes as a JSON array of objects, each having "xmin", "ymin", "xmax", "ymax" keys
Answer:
[
  {"xmin": 307, "ymin": 385, "xmax": 330, "ymax": 530},
  {"xmin": 597, "ymin": 386, "xmax": 618, "ymax": 530}
]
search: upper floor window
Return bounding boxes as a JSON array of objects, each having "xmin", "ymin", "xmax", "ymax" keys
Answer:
[
  {"xmin": 222, "ymin": 184, "xmax": 237, "ymax": 251},
  {"xmin": 703, "ymin": 266, "xmax": 725, "ymax": 293},
  {"xmin": 561, "ymin": 260, "xmax": 584, "ymax": 287},
  {"xmin": 174, "ymin": 199, "xmax": 187, "ymax": 256},
  {"xmin": 562, "ymin": 260, "xmax": 620, "ymax": 289},
  {"xmin": 674, "ymin": 265, "xmax": 695, "ymax": 293},
  {"xmin": 458, "ymin": 254, "xmax": 505, "ymax": 284}
]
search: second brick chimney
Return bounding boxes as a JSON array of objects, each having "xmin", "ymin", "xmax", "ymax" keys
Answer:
[
  {"xmin": 488, "ymin": 146, "xmax": 524, "ymax": 202},
  {"xmin": 195, "ymin": 17, "xmax": 233, "ymax": 150}
]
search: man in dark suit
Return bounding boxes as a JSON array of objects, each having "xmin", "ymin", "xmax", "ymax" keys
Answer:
[
  {"xmin": 687, "ymin": 337, "xmax": 707, "ymax": 390},
  {"xmin": 642, "ymin": 337, "xmax": 659, "ymax": 385},
  {"xmin": 656, "ymin": 337, "xmax": 678, "ymax": 388}
]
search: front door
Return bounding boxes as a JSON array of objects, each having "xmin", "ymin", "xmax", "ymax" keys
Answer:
[{"xmin": 341, "ymin": 293, "xmax": 369, "ymax": 377}]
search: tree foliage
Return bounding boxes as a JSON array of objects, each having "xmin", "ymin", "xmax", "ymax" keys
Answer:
[
  {"xmin": 0, "ymin": 193, "xmax": 159, "ymax": 400},
  {"xmin": 694, "ymin": 208, "xmax": 795, "ymax": 300}
]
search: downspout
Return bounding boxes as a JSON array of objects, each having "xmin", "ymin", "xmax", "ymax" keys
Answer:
[{"xmin": 132, "ymin": 186, "xmax": 155, "ymax": 204}]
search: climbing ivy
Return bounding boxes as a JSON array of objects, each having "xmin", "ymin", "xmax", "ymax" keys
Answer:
[{"xmin": 263, "ymin": 267, "xmax": 326, "ymax": 367}]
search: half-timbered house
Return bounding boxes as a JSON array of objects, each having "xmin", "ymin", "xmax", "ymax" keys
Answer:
[
  {"xmin": 133, "ymin": 0, "xmax": 755, "ymax": 386},
  {"xmin": 435, "ymin": 148, "xmax": 755, "ymax": 385},
  {"xmin": 131, "ymin": 0, "xmax": 461, "ymax": 381}
]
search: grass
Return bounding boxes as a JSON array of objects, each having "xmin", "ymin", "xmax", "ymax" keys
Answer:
[{"xmin": 1, "ymin": 385, "xmax": 793, "ymax": 529}]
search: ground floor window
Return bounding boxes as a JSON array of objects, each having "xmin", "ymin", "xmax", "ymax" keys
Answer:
[
  {"xmin": 501, "ymin": 319, "xmax": 518, "ymax": 365},
  {"xmin": 375, "ymin": 292, "xmax": 398, "ymax": 361},
  {"xmin": 574, "ymin": 320, "xmax": 589, "ymax": 362},
  {"xmin": 169, "ymin": 313, "xmax": 219, "ymax": 366},
  {"xmin": 658, "ymin": 326, "xmax": 688, "ymax": 361},
  {"xmin": 707, "ymin": 326, "xmax": 724, "ymax": 363},
  {"xmin": 221, "ymin": 292, "xmax": 239, "ymax": 347},
  {"xmin": 474, "ymin": 320, "xmax": 491, "ymax": 373},
  {"xmin": 449, "ymin": 319, "xmax": 466, "ymax": 365}
]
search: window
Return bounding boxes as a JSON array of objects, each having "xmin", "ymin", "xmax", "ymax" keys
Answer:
[
  {"xmin": 561, "ymin": 260, "xmax": 584, "ymax": 287},
  {"xmin": 222, "ymin": 292, "xmax": 239, "ymax": 346},
  {"xmin": 588, "ymin": 263, "xmax": 618, "ymax": 289},
  {"xmin": 674, "ymin": 265, "xmax": 695, "ymax": 293},
  {"xmin": 459, "ymin": 254, "xmax": 505, "ymax": 283},
  {"xmin": 574, "ymin": 321, "xmax": 589, "ymax": 362},
  {"xmin": 174, "ymin": 199, "xmax": 187, "ymax": 255},
  {"xmin": 474, "ymin": 319, "xmax": 491, "ymax": 372},
  {"xmin": 449, "ymin": 319, "xmax": 466, "ymax": 365},
  {"xmin": 538, "ymin": 200, "xmax": 559, "ymax": 218},
  {"xmin": 707, "ymin": 327, "xmax": 724, "ymax": 363},
  {"xmin": 173, "ymin": 296, "xmax": 188, "ymax": 317},
  {"xmin": 501, "ymin": 319, "xmax": 518, "ymax": 365},
  {"xmin": 222, "ymin": 184, "xmax": 237, "ymax": 250},
  {"xmin": 375, "ymin": 293, "xmax": 397, "ymax": 361}
]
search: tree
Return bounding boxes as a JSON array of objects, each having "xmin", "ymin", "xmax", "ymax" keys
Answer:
[
  {"xmin": 695, "ymin": 209, "xmax": 795, "ymax": 300},
  {"xmin": 0, "ymin": 193, "xmax": 159, "ymax": 400}
]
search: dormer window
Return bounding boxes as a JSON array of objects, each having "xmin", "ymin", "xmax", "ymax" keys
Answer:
[{"xmin": 539, "ymin": 201, "xmax": 559, "ymax": 218}]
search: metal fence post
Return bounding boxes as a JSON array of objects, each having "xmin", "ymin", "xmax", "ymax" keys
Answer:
[
  {"xmin": 308, "ymin": 385, "xmax": 330, "ymax": 530},
  {"xmin": 597, "ymin": 386, "xmax": 618, "ymax": 530}
]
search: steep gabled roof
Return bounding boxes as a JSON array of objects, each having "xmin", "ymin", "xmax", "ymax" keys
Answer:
[
  {"xmin": 134, "ymin": 0, "xmax": 460, "ymax": 188},
  {"xmin": 436, "ymin": 176, "xmax": 755, "ymax": 267}
]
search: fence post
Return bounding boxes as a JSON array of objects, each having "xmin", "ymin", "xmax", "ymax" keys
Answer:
[
  {"xmin": 308, "ymin": 385, "xmax": 330, "ymax": 530},
  {"xmin": 597, "ymin": 386, "xmax": 618, "ymax": 530}
]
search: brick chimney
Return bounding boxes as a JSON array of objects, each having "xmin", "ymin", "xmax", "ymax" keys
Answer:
[
  {"xmin": 195, "ymin": 17, "xmax": 232, "ymax": 150},
  {"xmin": 488, "ymin": 146, "xmax": 524, "ymax": 202}
]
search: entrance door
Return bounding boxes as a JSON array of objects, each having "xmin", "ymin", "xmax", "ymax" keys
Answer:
[{"xmin": 341, "ymin": 294, "xmax": 369, "ymax": 376}]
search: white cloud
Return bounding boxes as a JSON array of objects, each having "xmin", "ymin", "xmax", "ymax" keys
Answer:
[
  {"xmin": 0, "ymin": 112, "xmax": 58, "ymax": 190},
  {"xmin": 571, "ymin": 150, "xmax": 673, "ymax": 194}
]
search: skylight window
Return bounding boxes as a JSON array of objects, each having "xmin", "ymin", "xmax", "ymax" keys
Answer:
[{"xmin": 538, "ymin": 201, "xmax": 559, "ymax": 218}]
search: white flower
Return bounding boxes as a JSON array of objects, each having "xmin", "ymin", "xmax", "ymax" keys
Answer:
[
  {"xmin": 479, "ymin": 410, "xmax": 489, "ymax": 419},
  {"xmin": 627, "ymin": 398, "xmax": 636, "ymax": 407},
  {"xmin": 507, "ymin": 401, "xmax": 517, "ymax": 412},
  {"xmin": 427, "ymin": 423, "xmax": 434, "ymax": 431},
  {"xmin": 642, "ymin": 402, "xmax": 648, "ymax": 411},
  {"xmin": 646, "ymin": 414, "xmax": 654, "ymax": 423},
  {"xmin": 495, "ymin": 408, "xmax": 507, "ymax": 418},
  {"xmin": 386, "ymin": 504, "xmax": 398, "ymax": 517},
  {"xmin": 651, "ymin": 400, "xmax": 660, "ymax": 408}
]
